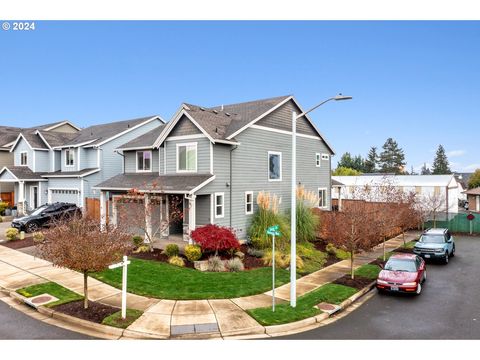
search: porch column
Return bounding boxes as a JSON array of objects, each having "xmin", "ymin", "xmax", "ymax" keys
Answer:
[
  {"xmin": 18, "ymin": 181, "xmax": 25, "ymax": 215},
  {"xmin": 144, "ymin": 193, "xmax": 152, "ymax": 244},
  {"xmin": 111, "ymin": 197, "xmax": 118, "ymax": 227},
  {"xmin": 188, "ymin": 194, "xmax": 196, "ymax": 244},
  {"xmin": 100, "ymin": 190, "xmax": 107, "ymax": 231}
]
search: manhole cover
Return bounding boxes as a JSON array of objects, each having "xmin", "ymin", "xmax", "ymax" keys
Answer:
[{"xmin": 25, "ymin": 293, "xmax": 59, "ymax": 308}]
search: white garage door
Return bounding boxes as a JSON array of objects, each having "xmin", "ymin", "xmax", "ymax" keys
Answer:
[{"xmin": 50, "ymin": 189, "xmax": 80, "ymax": 205}]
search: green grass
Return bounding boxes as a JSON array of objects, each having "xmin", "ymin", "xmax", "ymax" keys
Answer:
[
  {"xmin": 247, "ymin": 283, "xmax": 357, "ymax": 326},
  {"xmin": 377, "ymin": 251, "xmax": 394, "ymax": 261},
  {"xmin": 102, "ymin": 309, "xmax": 143, "ymax": 329},
  {"xmin": 354, "ymin": 264, "xmax": 381, "ymax": 279},
  {"xmin": 402, "ymin": 240, "xmax": 417, "ymax": 250},
  {"xmin": 92, "ymin": 258, "xmax": 291, "ymax": 300},
  {"xmin": 17, "ymin": 282, "xmax": 83, "ymax": 308}
]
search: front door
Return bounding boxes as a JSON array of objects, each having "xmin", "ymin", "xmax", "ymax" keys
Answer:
[{"xmin": 30, "ymin": 186, "xmax": 38, "ymax": 210}]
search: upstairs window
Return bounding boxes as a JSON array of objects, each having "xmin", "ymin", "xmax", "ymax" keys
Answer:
[
  {"xmin": 65, "ymin": 149, "xmax": 75, "ymax": 167},
  {"xmin": 20, "ymin": 152, "xmax": 28, "ymax": 166},
  {"xmin": 316, "ymin": 153, "xmax": 321, "ymax": 167},
  {"xmin": 137, "ymin": 150, "xmax": 152, "ymax": 172},
  {"xmin": 215, "ymin": 192, "xmax": 224, "ymax": 218},
  {"xmin": 268, "ymin": 151, "xmax": 282, "ymax": 181},
  {"xmin": 245, "ymin": 191, "xmax": 254, "ymax": 215},
  {"xmin": 177, "ymin": 143, "xmax": 197, "ymax": 172},
  {"xmin": 321, "ymin": 154, "xmax": 330, "ymax": 161},
  {"xmin": 318, "ymin": 188, "xmax": 327, "ymax": 208}
]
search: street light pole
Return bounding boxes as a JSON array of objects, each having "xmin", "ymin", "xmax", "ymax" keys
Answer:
[{"xmin": 290, "ymin": 94, "xmax": 352, "ymax": 308}]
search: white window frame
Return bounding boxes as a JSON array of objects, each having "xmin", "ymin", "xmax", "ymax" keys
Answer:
[
  {"xmin": 268, "ymin": 151, "xmax": 282, "ymax": 182},
  {"xmin": 65, "ymin": 149, "xmax": 75, "ymax": 167},
  {"xmin": 136, "ymin": 150, "xmax": 153, "ymax": 173},
  {"xmin": 20, "ymin": 151, "xmax": 28, "ymax": 166},
  {"xmin": 176, "ymin": 142, "xmax": 198, "ymax": 173},
  {"xmin": 321, "ymin": 153, "xmax": 330, "ymax": 161},
  {"xmin": 318, "ymin": 187, "xmax": 328, "ymax": 209},
  {"xmin": 214, "ymin": 192, "xmax": 224, "ymax": 219},
  {"xmin": 245, "ymin": 191, "xmax": 254, "ymax": 215},
  {"xmin": 316, "ymin": 153, "xmax": 321, "ymax": 167}
]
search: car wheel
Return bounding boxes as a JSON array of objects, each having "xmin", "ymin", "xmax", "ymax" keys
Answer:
[
  {"xmin": 26, "ymin": 222, "xmax": 39, "ymax": 233},
  {"xmin": 423, "ymin": 271, "xmax": 427, "ymax": 283},
  {"xmin": 415, "ymin": 282, "xmax": 422, "ymax": 295},
  {"xmin": 444, "ymin": 252, "xmax": 449, "ymax": 265},
  {"xmin": 451, "ymin": 245, "xmax": 455, "ymax": 257}
]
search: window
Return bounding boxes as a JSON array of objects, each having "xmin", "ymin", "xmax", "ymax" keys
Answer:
[
  {"xmin": 415, "ymin": 186, "xmax": 422, "ymax": 195},
  {"xmin": 318, "ymin": 188, "xmax": 327, "ymax": 208},
  {"xmin": 215, "ymin": 193, "xmax": 224, "ymax": 218},
  {"xmin": 20, "ymin": 151, "xmax": 28, "ymax": 166},
  {"xmin": 321, "ymin": 154, "xmax": 330, "ymax": 161},
  {"xmin": 268, "ymin": 151, "xmax": 282, "ymax": 181},
  {"xmin": 245, "ymin": 191, "xmax": 254, "ymax": 215},
  {"xmin": 65, "ymin": 149, "xmax": 75, "ymax": 167},
  {"xmin": 177, "ymin": 143, "xmax": 197, "ymax": 172},
  {"xmin": 315, "ymin": 153, "xmax": 321, "ymax": 167},
  {"xmin": 434, "ymin": 186, "xmax": 441, "ymax": 196},
  {"xmin": 136, "ymin": 150, "xmax": 152, "ymax": 172}
]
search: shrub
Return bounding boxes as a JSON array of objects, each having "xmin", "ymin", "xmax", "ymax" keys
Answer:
[
  {"xmin": 32, "ymin": 232, "xmax": 45, "ymax": 243},
  {"xmin": 0, "ymin": 216, "xmax": 3, "ymax": 223},
  {"xmin": 168, "ymin": 256, "xmax": 185, "ymax": 267},
  {"xmin": 262, "ymin": 250, "xmax": 287, "ymax": 268},
  {"xmin": 247, "ymin": 248, "xmax": 264, "ymax": 258},
  {"xmin": 225, "ymin": 258, "xmax": 244, "ymax": 272},
  {"xmin": 283, "ymin": 254, "xmax": 305, "ymax": 270},
  {"xmin": 132, "ymin": 235, "xmax": 144, "ymax": 248},
  {"xmin": 133, "ymin": 244, "xmax": 150, "ymax": 253},
  {"xmin": 163, "ymin": 244, "xmax": 180, "ymax": 257},
  {"xmin": 248, "ymin": 208, "xmax": 290, "ymax": 249},
  {"xmin": 326, "ymin": 243, "xmax": 337, "ymax": 256},
  {"xmin": 326, "ymin": 243, "xmax": 350, "ymax": 260},
  {"xmin": 5, "ymin": 227, "xmax": 19, "ymax": 241},
  {"xmin": 191, "ymin": 224, "xmax": 240, "ymax": 254},
  {"xmin": 207, "ymin": 256, "xmax": 225, "ymax": 272},
  {"xmin": 184, "ymin": 244, "xmax": 202, "ymax": 262},
  {"xmin": 0, "ymin": 202, "xmax": 8, "ymax": 216}
]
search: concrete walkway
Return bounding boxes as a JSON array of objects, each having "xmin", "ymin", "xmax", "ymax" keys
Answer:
[{"xmin": 0, "ymin": 231, "xmax": 420, "ymax": 339}]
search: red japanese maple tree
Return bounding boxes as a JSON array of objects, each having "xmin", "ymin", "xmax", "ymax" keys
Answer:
[{"xmin": 191, "ymin": 224, "xmax": 240, "ymax": 255}]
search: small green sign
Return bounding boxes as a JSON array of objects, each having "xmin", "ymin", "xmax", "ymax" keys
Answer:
[{"xmin": 266, "ymin": 224, "xmax": 281, "ymax": 236}]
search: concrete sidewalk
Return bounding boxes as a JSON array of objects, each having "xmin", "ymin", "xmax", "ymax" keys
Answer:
[{"xmin": 0, "ymin": 231, "xmax": 420, "ymax": 339}]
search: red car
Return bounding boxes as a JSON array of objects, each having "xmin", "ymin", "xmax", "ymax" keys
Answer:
[{"xmin": 376, "ymin": 254, "xmax": 427, "ymax": 295}]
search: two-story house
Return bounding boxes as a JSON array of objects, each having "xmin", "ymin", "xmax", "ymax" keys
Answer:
[
  {"xmin": 0, "ymin": 116, "xmax": 164, "ymax": 217},
  {"xmin": 94, "ymin": 95, "xmax": 334, "ymax": 241}
]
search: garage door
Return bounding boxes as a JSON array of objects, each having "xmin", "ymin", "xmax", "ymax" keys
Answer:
[{"xmin": 50, "ymin": 189, "xmax": 79, "ymax": 205}]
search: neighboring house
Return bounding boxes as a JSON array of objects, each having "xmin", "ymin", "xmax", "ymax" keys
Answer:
[
  {"xmin": 465, "ymin": 187, "xmax": 480, "ymax": 212},
  {"xmin": 332, "ymin": 174, "xmax": 461, "ymax": 215},
  {"xmin": 0, "ymin": 116, "xmax": 164, "ymax": 215},
  {"xmin": 94, "ymin": 95, "xmax": 334, "ymax": 241}
]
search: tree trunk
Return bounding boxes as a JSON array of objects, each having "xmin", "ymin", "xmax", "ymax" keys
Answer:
[
  {"xmin": 433, "ymin": 212, "xmax": 437, "ymax": 228},
  {"xmin": 383, "ymin": 236, "xmax": 386, "ymax": 261},
  {"xmin": 350, "ymin": 251, "xmax": 355, "ymax": 280},
  {"xmin": 403, "ymin": 230, "xmax": 406, "ymax": 246},
  {"xmin": 83, "ymin": 271, "xmax": 89, "ymax": 310}
]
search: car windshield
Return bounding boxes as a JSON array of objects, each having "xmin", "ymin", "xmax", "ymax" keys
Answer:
[
  {"xmin": 420, "ymin": 234, "xmax": 445, "ymax": 244},
  {"xmin": 384, "ymin": 259, "xmax": 417, "ymax": 272},
  {"xmin": 29, "ymin": 205, "xmax": 49, "ymax": 216}
]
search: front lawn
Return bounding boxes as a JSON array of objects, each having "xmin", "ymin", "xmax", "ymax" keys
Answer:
[
  {"xmin": 92, "ymin": 258, "xmax": 291, "ymax": 300},
  {"xmin": 17, "ymin": 282, "xmax": 83, "ymax": 307},
  {"xmin": 247, "ymin": 283, "xmax": 357, "ymax": 326},
  {"xmin": 102, "ymin": 309, "xmax": 143, "ymax": 329}
]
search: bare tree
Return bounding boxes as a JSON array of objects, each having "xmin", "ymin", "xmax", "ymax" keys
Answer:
[
  {"xmin": 393, "ymin": 191, "xmax": 419, "ymax": 246},
  {"xmin": 36, "ymin": 216, "xmax": 132, "ymax": 309},
  {"xmin": 421, "ymin": 192, "xmax": 446, "ymax": 228}
]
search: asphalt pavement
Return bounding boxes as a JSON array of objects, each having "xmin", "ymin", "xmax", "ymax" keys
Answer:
[{"xmin": 280, "ymin": 235, "xmax": 480, "ymax": 339}]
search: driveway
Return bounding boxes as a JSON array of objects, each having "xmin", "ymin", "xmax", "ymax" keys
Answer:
[{"xmin": 280, "ymin": 235, "xmax": 480, "ymax": 340}]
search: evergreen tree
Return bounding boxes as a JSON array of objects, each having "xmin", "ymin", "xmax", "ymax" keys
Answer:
[
  {"xmin": 337, "ymin": 152, "xmax": 365, "ymax": 172},
  {"xmin": 421, "ymin": 163, "xmax": 431, "ymax": 175},
  {"xmin": 432, "ymin": 145, "xmax": 452, "ymax": 174},
  {"xmin": 379, "ymin": 138, "xmax": 406, "ymax": 174},
  {"xmin": 364, "ymin": 146, "xmax": 378, "ymax": 173}
]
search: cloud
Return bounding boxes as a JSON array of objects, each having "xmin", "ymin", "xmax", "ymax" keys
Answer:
[
  {"xmin": 447, "ymin": 149, "xmax": 466, "ymax": 158},
  {"xmin": 464, "ymin": 164, "xmax": 480, "ymax": 171}
]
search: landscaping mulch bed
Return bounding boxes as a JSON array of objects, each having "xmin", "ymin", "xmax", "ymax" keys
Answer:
[
  {"xmin": 333, "ymin": 275, "xmax": 374, "ymax": 290},
  {"xmin": 53, "ymin": 300, "xmax": 119, "ymax": 324},
  {"xmin": 0, "ymin": 237, "xmax": 34, "ymax": 249},
  {"xmin": 131, "ymin": 248, "xmax": 194, "ymax": 268},
  {"xmin": 313, "ymin": 241, "xmax": 342, "ymax": 268},
  {"xmin": 393, "ymin": 247, "xmax": 414, "ymax": 254}
]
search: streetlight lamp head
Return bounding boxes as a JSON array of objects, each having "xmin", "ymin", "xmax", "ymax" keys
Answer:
[{"xmin": 334, "ymin": 94, "xmax": 353, "ymax": 101}]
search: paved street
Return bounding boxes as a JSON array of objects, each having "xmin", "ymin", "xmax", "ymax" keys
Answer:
[
  {"xmin": 281, "ymin": 235, "xmax": 480, "ymax": 339},
  {"xmin": 0, "ymin": 297, "xmax": 92, "ymax": 339}
]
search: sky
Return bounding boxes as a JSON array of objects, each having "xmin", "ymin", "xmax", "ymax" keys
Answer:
[{"xmin": 0, "ymin": 21, "xmax": 479, "ymax": 172}]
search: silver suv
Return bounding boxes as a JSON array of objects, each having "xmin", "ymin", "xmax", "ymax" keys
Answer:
[{"xmin": 413, "ymin": 228, "xmax": 455, "ymax": 264}]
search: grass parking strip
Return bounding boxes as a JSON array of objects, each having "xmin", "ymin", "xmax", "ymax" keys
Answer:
[
  {"xmin": 354, "ymin": 264, "xmax": 381, "ymax": 279},
  {"xmin": 102, "ymin": 309, "xmax": 143, "ymax": 329},
  {"xmin": 247, "ymin": 283, "xmax": 357, "ymax": 326},
  {"xmin": 17, "ymin": 282, "xmax": 83, "ymax": 308}
]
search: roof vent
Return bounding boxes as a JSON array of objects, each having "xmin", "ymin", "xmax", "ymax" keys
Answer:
[
  {"xmin": 200, "ymin": 107, "xmax": 206, "ymax": 111},
  {"xmin": 127, "ymin": 124, "xmax": 130, "ymax": 128},
  {"xmin": 215, "ymin": 127, "xmax": 219, "ymax": 133},
  {"xmin": 225, "ymin": 112, "xmax": 231, "ymax": 116},
  {"xmin": 212, "ymin": 110, "xmax": 218, "ymax": 114}
]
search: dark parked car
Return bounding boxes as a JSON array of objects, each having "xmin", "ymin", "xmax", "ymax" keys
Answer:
[{"xmin": 11, "ymin": 203, "xmax": 81, "ymax": 233}]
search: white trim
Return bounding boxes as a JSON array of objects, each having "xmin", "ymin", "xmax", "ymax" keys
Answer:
[
  {"xmin": 245, "ymin": 191, "xmax": 254, "ymax": 215},
  {"xmin": 30, "ymin": 185, "xmax": 38, "ymax": 210},
  {"xmin": 251, "ymin": 124, "xmax": 321, "ymax": 140},
  {"xmin": 41, "ymin": 168, "xmax": 100, "ymax": 178},
  {"xmin": 43, "ymin": 120, "xmax": 81, "ymax": 132},
  {"xmin": 65, "ymin": 149, "xmax": 75, "ymax": 167},
  {"xmin": 10, "ymin": 133, "xmax": 33, "ymax": 153},
  {"xmin": 32, "ymin": 151, "xmax": 36, "ymax": 172},
  {"xmin": 321, "ymin": 153, "xmax": 330, "ymax": 161},
  {"xmin": 80, "ymin": 178, "xmax": 85, "ymax": 208},
  {"xmin": 214, "ymin": 192, "xmax": 225, "ymax": 219},
  {"xmin": 183, "ymin": 112, "xmax": 216, "ymax": 143},
  {"xmin": 53, "ymin": 139, "xmax": 97, "ymax": 150},
  {"xmin": 163, "ymin": 144, "xmax": 167, "ymax": 174},
  {"xmin": 77, "ymin": 148, "xmax": 81, "ymax": 171},
  {"xmin": 97, "ymin": 148, "xmax": 101, "ymax": 168},
  {"xmin": 214, "ymin": 139, "xmax": 241, "ymax": 145},
  {"xmin": 316, "ymin": 153, "xmax": 321, "ymax": 167},
  {"xmin": 135, "ymin": 150, "xmax": 153, "ymax": 173},
  {"xmin": 48, "ymin": 187, "xmax": 80, "ymax": 205},
  {"xmin": 267, "ymin": 151, "xmax": 282, "ymax": 182},
  {"xmin": 226, "ymin": 96, "xmax": 293, "ymax": 140},
  {"xmin": 210, "ymin": 142, "xmax": 213, "ymax": 174},
  {"xmin": 0, "ymin": 167, "xmax": 18, "ymax": 180},
  {"xmin": 50, "ymin": 150, "xmax": 55, "ymax": 172},
  {"xmin": 318, "ymin": 187, "xmax": 328, "ymax": 209},
  {"xmin": 153, "ymin": 106, "xmax": 186, "ymax": 147},
  {"xmin": 158, "ymin": 148, "xmax": 161, "ymax": 176},
  {"xmin": 116, "ymin": 146, "xmax": 155, "ymax": 151},
  {"xmin": 189, "ymin": 175, "xmax": 216, "ymax": 194},
  {"xmin": 176, "ymin": 142, "xmax": 198, "ymax": 173},
  {"xmin": 20, "ymin": 151, "xmax": 28, "ymax": 166},
  {"xmin": 210, "ymin": 193, "xmax": 214, "ymax": 224},
  {"xmin": 165, "ymin": 134, "xmax": 206, "ymax": 142},
  {"xmin": 35, "ymin": 131, "xmax": 53, "ymax": 150}
]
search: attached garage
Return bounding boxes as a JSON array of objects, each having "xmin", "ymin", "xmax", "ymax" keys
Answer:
[{"xmin": 49, "ymin": 189, "xmax": 80, "ymax": 206}]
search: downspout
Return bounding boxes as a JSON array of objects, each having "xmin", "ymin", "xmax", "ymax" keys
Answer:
[{"xmin": 229, "ymin": 145, "xmax": 238, "ymax": 228}]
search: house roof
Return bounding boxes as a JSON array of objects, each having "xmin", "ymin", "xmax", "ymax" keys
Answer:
[
  {"xmin": 333, "ymin": 175, "xmax": 458, "ymax": 188},
  {"xmin": 94, "ymin": 173, "xmax": 215, "ymax": 194},
  {"xmin": 464, "ymin": 187, "xmax": 480, "ymax": 196},
  {"xmin": 0, "ymin": 126, "xmax": 23, "ymax": 148},
  {"xmin": 41, "ymin": 168, "xmax": 100, "ymax": 178},
  {"xmin": 0, "ymin": 166, "xmax": 48, "ymax": 181},
  {"xmin": 332, "ymin": 179, "xmax": 344, "ymax": 187},
  {"xmin": 37, "ymin": 131, "xmax": 79, "ymax": 148},
  {"xmin": 118, "ymin": 124, "xmax": 167, "ymax": 150}
]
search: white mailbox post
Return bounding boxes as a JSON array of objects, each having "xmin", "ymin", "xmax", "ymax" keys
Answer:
[{"xmin": 108, "ymin": 255, "xmax": 131, "ymax": 319}]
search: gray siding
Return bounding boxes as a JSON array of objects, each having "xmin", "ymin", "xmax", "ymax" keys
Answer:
[
  {"xmin": 195, "ymin": 194, "xmax": 211, "ymax": 225},
  {"xmin": 124, "ymin": 149, "xmax": 159, "ymax": 173},
  {"xmin": 169, "ymin": 115, "xmax": 202, "ymax": 137},
  {"xmin": 34, "ymin": 150, "xmax": 50, "ymax": 172},
  {"xmin": 14, "ymin": 138, "xmax": 34, "ymax": 169},
  {"xmin": 53, "ymin": 150, "xmax": 61, "ymax": 171},
  {"xmin": 164, "ymin": 137, "xmax": 211, "ymax": 174},
  {"xmin": 83, "ymin": 148, "xmax": 99, "ymax": 169}
]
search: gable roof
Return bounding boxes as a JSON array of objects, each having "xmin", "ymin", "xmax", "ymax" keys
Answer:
[
  {"xmin": 0, "ymin": 126, "xmax": 23, "ymax": 149},
  {"xmin": 0, "ymin": 166, "xmax": 48, "ymax": 181},
  {"xmin": 464, "ymin": 187, "xmax": 480, "ymax": 196},
  {"xmin": 117, "ymin": 124, "xmax": 167, "ymax": 150}
]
